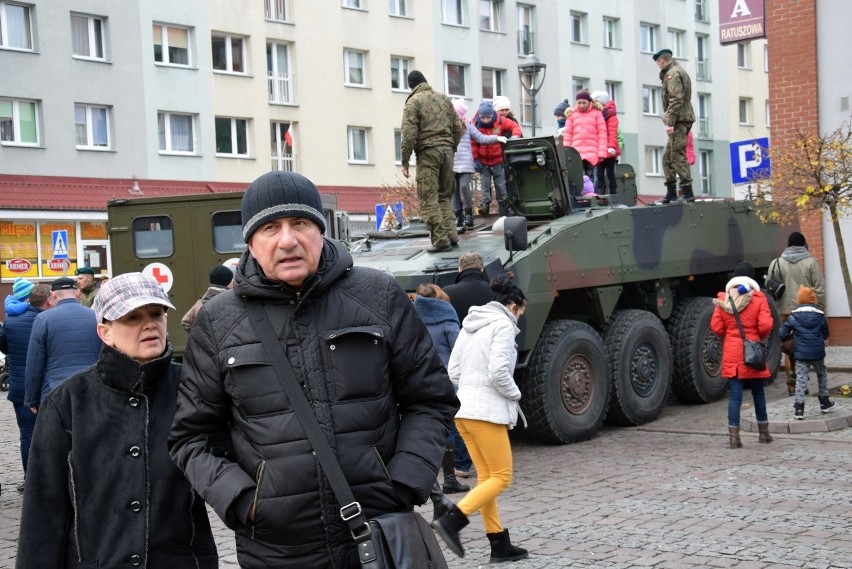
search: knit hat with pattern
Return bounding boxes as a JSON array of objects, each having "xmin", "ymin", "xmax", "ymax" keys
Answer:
[{"xmin": 12, "ymin": 278, "xmax": 34, "ymax": 301}]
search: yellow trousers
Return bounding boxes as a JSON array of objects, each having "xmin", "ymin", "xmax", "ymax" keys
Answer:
[{"xmin": 455, "ymin": 418, "xmax": 513, "ymax": 534}]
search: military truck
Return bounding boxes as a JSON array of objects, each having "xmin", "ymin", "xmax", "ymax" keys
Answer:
[
  {"xmin": 348, "ymin": 137, "xmax": 789, "ymax": 444},
  {"xmin": 107, "ymin": 191, "xmax": 346, "ymax": 355}
]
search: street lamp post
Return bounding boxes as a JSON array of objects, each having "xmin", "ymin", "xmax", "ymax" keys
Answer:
[{"xmin": 518, "ymin": 54, "xmax": 547, "ymax": 136}]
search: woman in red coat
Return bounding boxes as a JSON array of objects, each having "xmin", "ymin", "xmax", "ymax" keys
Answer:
[{"xmin": 710, "ymin": 262, "xmax": 775, "ymax": 448}]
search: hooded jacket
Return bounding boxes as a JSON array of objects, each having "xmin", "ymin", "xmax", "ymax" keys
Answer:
[
  {"xmin": 563, "ymin": 104, "xmax": 607, "ymax": 165},
  {"xmin": 17, "ymin": 343, "xmax": 217, "ymax": 568},
  {"xmin": 448, "ymin": 301, "xmax": 524, "ymax": 428},
  {"xmin": 600, "ymin": 100, "xmax": 621, "ymax": 158},
  {"xmin": 413, "ymin": 295, "xmax": 459, "ymax": 367},
  {"xmin": 767, "ymin": 245, "xmax": 827, "ymax": 314},
  {"xmin": 0, "ymin": 302, "xmax": 44, "ymax": 404},
  {"xmin": 779, "ymin": 304, "xmax": 829, "ymax": 362},
  {"xmin": 454, "ymin": 121, "xmax": 499, "ymax": 173},
  {"xmin": 471, "ymin": 114, "xmax": 516, "ymax": 166},
  {"xmin": 169, "ymin": 238, "xmax": 458, "ymax": 568},
  {"xmin": 710, "ymin": 276, "xmax": 774, "ymax": 380}
]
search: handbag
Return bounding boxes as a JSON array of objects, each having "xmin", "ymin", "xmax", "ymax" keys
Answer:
[
  {"xmin": 245, "ymin": 300, "xmax": 448, "ymax": 569},
  {"xmin": 765, "ymin": 258, "xmax": 786, "ymax": 301},
  {"xmin": 729, "ymin": 297, "xmax": 769, "ymax": 370}
]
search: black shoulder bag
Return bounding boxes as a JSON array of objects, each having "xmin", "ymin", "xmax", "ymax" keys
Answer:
[
  {"xmin": 765, "ymin": 258, "xmax": 786, "ymax": 301},
  {"xmin": 729, "ymin": 297, "xmax": 769, "ymax": 371},
  {"xmin": 245, "ymin": 300, "xmax": 448, "ymax": 569}
]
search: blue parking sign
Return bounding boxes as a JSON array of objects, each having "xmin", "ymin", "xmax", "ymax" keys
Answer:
[{"xmin": 729, "ymin": 138, "xmax": 770, "ymax": 184}]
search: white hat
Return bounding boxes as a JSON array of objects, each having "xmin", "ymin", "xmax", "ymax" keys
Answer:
[
  {"xmin": 492, "ymin": 96, "xmax": 511, "ymax": 112},
  {"xmin": 590, "ymin": 90, "xmax": 610, "ymax": 105}
]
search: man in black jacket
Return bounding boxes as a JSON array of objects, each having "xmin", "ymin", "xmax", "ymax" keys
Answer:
[{"xmin": 169, "ymin": 171, "xmax": 459, "ymax": 568}]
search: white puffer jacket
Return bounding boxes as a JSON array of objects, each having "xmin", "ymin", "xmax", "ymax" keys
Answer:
[{"xmin": 448, "ymin": 301, "xmax": 525, "ymax": 429}]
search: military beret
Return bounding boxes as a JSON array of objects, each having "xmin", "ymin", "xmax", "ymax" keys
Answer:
[
  {"xmin": 652, "ymin": 48, "xmax": 673, "ymax": 61},
  {"xmin": 75, "ymin": 266, "xmax": 95, "ymax": 276}
]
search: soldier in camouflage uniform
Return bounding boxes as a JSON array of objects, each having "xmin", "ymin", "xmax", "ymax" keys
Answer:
[
  {"xmin": 75, "ymin": 266, "xmax": 98, "ymax": 308},
  {"xmin": 653, "ymin": 49, "xmax": 695, "ymax": 204},
  {"xmin": 401, "ymin": 70, "xmax": 464, "ymax": 253}
]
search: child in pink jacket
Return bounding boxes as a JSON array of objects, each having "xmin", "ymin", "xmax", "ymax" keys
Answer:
[{"xmin": 562, "ymin": 90, "xmax": 607, "ymax": 178}]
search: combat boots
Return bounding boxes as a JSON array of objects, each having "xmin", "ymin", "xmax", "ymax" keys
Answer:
[
  {"xmin": 758, "ymin": 422, "xmax": 773, "ymax": 443},
  {"xmin": 463, "ymin": 207, "xmax": 474, "ymax": 227},
  {"xmin": 659, "ymin": 183, "xmax": 678, "ymax": 205},
  {"xmin": 487, "ymin": 529, "xmax": 529, "ymax": 563},
  {"xmin": 680, "ymin": 185, "xmax": 695, "ymax": 203},
  {"xmin": 442, "ymin": 448, "xmax": 469, "ymax": 494},
  {"xmin": 728, "ymin": 426, "xmax": 742, "ymax": 448}
]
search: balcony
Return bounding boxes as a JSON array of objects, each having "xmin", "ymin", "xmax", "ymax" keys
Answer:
[
  {"xmin": 268, "ymin": 72, "xmax": 293, "ymax": 104},
  {"xmin": 271, "ymin": 154, "xmax": 295, "ymax": 172}
]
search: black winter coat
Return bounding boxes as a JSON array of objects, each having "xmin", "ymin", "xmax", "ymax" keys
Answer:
[
  {"xmin": 17, "ymin": 343, "xmax": 217, "ymax": 569},
  {"xmin": 443, "ymin": 268, "xmax": 493, "ymax": 321},
  {"xmin": 169, "ymin": 238, "xmax": 459, "ymax": 568}
]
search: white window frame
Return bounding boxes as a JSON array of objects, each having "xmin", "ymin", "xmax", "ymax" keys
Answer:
[
  {"xmin": 696, "ymin": 34, "xmax": 710, "ymax": 80},
  {"xmin": 445, "ymin": 62, "xmax": 467, "ymax": 97},
  {"xmin": 153, "ymin": 23, "xmax": 191, "ymax": 67},
  {"xmin": 157, "ymin": 111, "xmax": 195, "ymax": 155},
  {"xmin": 215, "ymin": 117, "xmax": 250, "ymax": 158},
  {"xmin": 344, "ymin": 49, "xmax": 367, "ymax": 87},
  {"xmin": 639, "ymin": 23, "xmax": 658, "ymax": 54},
  {"xmin": 699, "ymin": 150, "xmax": 713, "ymax": 194},
  {"xmin": 572, "ymin": 77, "xmax": 588, "ymax": 97},
  {"xmin": 645, "ymin": 146, "xmax": 663, "ymax": 176},
  {"xmin": 518, "ymin": 89, "xmax": 539, "ymax": 129},
  {"xmin": 390, "ymin": 56, "xmax": 410, "ymax": 91},
  {"xmin": 642, "ymin": 86, "xmax": 661, "ymax": 116},
  {"xmin": 570, "ymin": 11, "xmax": 587, "ymax": 44},
  {"xmin": 738, "ymin": 98, "xmax": 752, "ymax": 125},
  {"xmin": 212, "ymin": 33, "xmax": 246, "ymax": 74},
  {"xmin": 668, "ymin": 28, "xmax": 685, "ymax": 58},
  {"xmin": 265, "ymin": 0, "xmax": 289, "ymax": 22},
  {"xmin": 342, "ymin": 0, "xmax": 362, "ymax": 9},
  {"xmin": 71, "ymin": 14, "xmax": 105, "ymax": 60},
  {"xmin": 481, "ymin": 67, "xmax": 504, "ymax": 100},
  {"xmin": 695, "ymin": 0, "xmax": 708, "ymax": 22},
  {"xmin": 74, "ymin": 104, "xmax": 110, "ymax": 150},
  {"xmin": 479, "ymin": 0, "xmax": 500, "ymax": 32},
  {"xmin": 271, "ymin": 121, "xmax": 295, "ymax": 172},
  {"xmin": 763, "ymin": 44, "xmax": 768, "ymax": 73},
  {"xmin": 443, "ymin": 0, "xmax": 465, "ymax": 26},
  {"xmin": 765, "ymin": 99, "xmax": 770, "ymax": 128},
  {"xmin": 0, "ymin": 1, "xmax": 33, "ymax": 51},
  {"xmin": 603, "ymin": 17, "xmax": 620, "ymax": 49},
  {"xmin": 736, "ymin": 43, "xmax": 750, "ymax": 69},
  {"xmin": 389, "ymin": 0, "xmax": 408, "ymax": 17},
  {"xmin": 0, "ymin": 98, "xmax": 39, "ymax": 146},
  {"xmin": 697, "ymin": 93, "xmax": 711, "ymax": 139},
  {"xmin": 517, "ymin": 4, "xmax": 534, "ymax": 56},
  {"xmin": 605, "ymin": 81, "xmax": 620, "ymax": 106},
  {"xmin": 267, "ymin": 41, "xmax": 293, "ymax": 104},
  {"xmin": 347, "ymin": 126, "xmax": 369, "ymax": 163},
  {"xmin": 394, "ymin": 129, "xmax": 415, "ymax": 165}
]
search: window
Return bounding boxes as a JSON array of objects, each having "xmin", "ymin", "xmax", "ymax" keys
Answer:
[
  {"xmin": 639, "ymin": 23, "xmax": 658, "ymax": 54},
  {"xmin": 342, "ymin": 0, "xmax": 362, "ymax": 8},
  {"xmin": 71, "ymin": 14, "xmax": 105, "ymax": 60},
  {"xmin": 0, "ymin": 98, "xmax": 38, "ymax": 145},
  {"xmin": 736, "ymin": 43, "xmax": 750, "ymax": 69},
  {"xmin": 0, "ymin": 2, "xmax": 33, "ymax": 50},
  {"xmin": 765, "ymin": 99, "xmax": 770, "ymax": 128},
  {"xmin": 518, "ymin": 89, "xmax": 538, "ymax": 129},
  {"xmin": 763, "ymin": 44, "xmax": 768, "ymax": 73},
  {"xmin": 697, "ymin": 93, "xmax": 710, "ymax": 138},
  {"xmin": 738, "ymin": 98, "xmax": 751, "ymax": 125},
  {"xmin": 344, "ymin": 49, "xmax": 366, "ymax": 86},
  {"xmin": 479, "ymin": 0, "xmax": 499, "ymax": 32},
  {"xmin": 443, "ymin": 0, "xmax": 465, "ymax": 26},
  {"xmin": 265, "ymin": 0, "xmax": 288, "ymax": 22},
  {"xmin": 212, "ymin": 33, "xmax": 245, "ymax": 73},
  {"xmin": 74, "ymin": 104, "xmax": 109, "ymax": 149},
  {"xmin": 132, "ymin": 216, "xmax": 174, "ymax": 259},
  {"xmin": 698, "ymin": 150, "xmax": 713, "ymax": 194},
  {"xmin": 389, "ymin": 0, "xmax": 408, "ymax": 17},
  {"xmin": 642, "ymin": 86, "xmax": 661, "ymax": 115},
  {"xmin": 445, "ymin": 63, "xmax": 467, "ymax": 97},
  {"xmin": 696, "ymin": 34, "xmax": 710, "ymax": 80},
  {"xmin": 603, "ymin": 17, "xmax": 620, "ymax": 49},
  {"xmin": 668, "ymin": 29, "xmax": 684, "ymax": 58},
  {"xmin": 481, "ymin": 68, "xmax": 504, "ymax": 99},
  {"xmin": 391, "ymin": 56, "xmax": 410, "ymax": 91},
  {"xmin": 347, "ymin": 126, "xmax": 369, "ymax": 163},
  {"xmin": 605, "ymin": 81, "xmax": 621, "ymax": 105},
  {"xmin": 271, "ymin": 121, "xmax": 295, "ymax": 172},
  {"xmin": 215, "ymin": 117, "xmax": 249, "ymax": 157},
  {"xmin": 157, "ymin": 111, "xmax": 195, "ymax": 154},
  {"xmin": 267, "ymin": 42, "xmax": 293, "ymax": 104},
  {"xmin": 212, "ymin": 211, "xmax": 246, "ymax": 254},
  {"xmin": 394, "ymin": 129, "xmax": 414, "ymax": 165},
  {"xmin": 153, "ymin": 24, "xmax": 190, "ymax": 66},
  {"xmin": 695, "ymin": 0, "xmax": 708, "ymax": 22},
  {"xmin": 645, "ymin": 146, "xmax": 663, "ymax": 176},
  {"xmin": 572, "ymin": 77, "xmax": 588, "ymax": 96},
  {"xmin": 570, "ymin": 12, "xmax": 587, "ymax": 44},
  {"xmin": 517, "ymin": 4, "xmax": 534, "ymax": 55}
]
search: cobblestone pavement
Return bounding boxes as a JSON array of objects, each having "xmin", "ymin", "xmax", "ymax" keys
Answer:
[{"xmin": 1, "ymin": 371, "xmax": 851, "ymax": 568}]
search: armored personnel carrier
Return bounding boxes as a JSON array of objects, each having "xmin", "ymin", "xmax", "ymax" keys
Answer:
[{"xmin": 350, "ymin": 136, "xmax": 788, "ymax": 444}]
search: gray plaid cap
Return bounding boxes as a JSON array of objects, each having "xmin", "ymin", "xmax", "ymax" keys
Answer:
[{"xmin": 93, "ymin": 272, "xmax": 175, "ymax": 322}]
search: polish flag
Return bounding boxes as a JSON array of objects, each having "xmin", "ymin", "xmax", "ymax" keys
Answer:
[{"xmin": 284, "ymin": 129, "xmax": 293, "ymax": 148}]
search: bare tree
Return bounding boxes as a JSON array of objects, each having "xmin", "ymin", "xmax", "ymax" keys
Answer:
[{"xmin": 753, "ymin": 119, "xmax": 852, "ymax": 315}]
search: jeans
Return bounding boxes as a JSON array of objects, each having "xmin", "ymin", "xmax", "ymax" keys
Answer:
[
  {"xmin": 13, "ymin": 401, "xmax": 37, "ymax": 474},
  {"xmin": 479, "ymin": 164, "xmax": 507, "ymax": 210},
  {"xmin": 452, "ymin": 172, "xmax": 473, "ymax": 212},
  {"xmin": 728, "ymin": 379, "xmax": 767, "ymax": 428}
]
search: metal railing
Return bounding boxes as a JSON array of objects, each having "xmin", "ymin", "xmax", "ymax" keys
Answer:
[
  {"xmin": 268, "ymin": 72, "xmax": 293, "ymax": 104},
  {"xmin": 518, "ymin": 30, "xmax": 535, "ymax": 56},
  {"xmin": 696, "ymin": 59, "xmax": 709, "ymax": 81},
  {"xmin": 271, "ymin": 154, "xmax": 295, "ymax": 172}
]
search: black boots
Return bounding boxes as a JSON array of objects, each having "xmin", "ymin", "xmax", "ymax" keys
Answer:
[
  {"xmin": 454, "ymin": 209, "xmax": 464, "ymax": 227},
  {"xmin": 442, "ymin": 448, "xmax": 469, "ymax": 494},
  {"xmin": 487, "ymin": 529, "xmax": 529, "ymax": 563},
  {"xmin": 660, "ymin": 183, "xmax": 678, "ymax": 205},
  {"xmin": 794, "ymin": 401, "xmax": 805, "ymax": 420},
  {"xmin": 758, "ymin": 422, "xmax": 773, "ymax": 444},
  {"xmin": 819, "ymin": 396, "xmax": 836, "ymax": 413},
  {"xmin": 429, "ymin": 481, "xmax": 454, "ymax": 523},
  {"xmin": 463, "ymin": 207, "xmax": 474, "ymax": 228},
  {"xmin": 432, "ymin": 505, "xmax": 469, "ymax": 557},
  {"xmin": 728, "ymin": 426, "xmax": 742, "ymax": 449},
  {"xmin": 497, "ymin": 200, "xmax": 510, "ymax": 217},
  {"xmin": 681, "ymin": 185, "xmax": 695, "ymax": 203}
]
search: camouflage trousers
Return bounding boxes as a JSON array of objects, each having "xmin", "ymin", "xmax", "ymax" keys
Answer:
[
  {"xmin": 416, "ymin": 146, "xmax": 457, "ymax": 246},
  {"xmin": 663, "ymin": 122, "xmax": 693, "ymax": 187}
]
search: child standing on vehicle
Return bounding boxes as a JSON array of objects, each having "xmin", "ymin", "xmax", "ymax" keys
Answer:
[
  {"xmin": 472, "ymin": 101, "xmax": 514, "ymax": 216},
  {"xmin": 590, "ymin": 91, "xmax": 620, "ymax": 194},
  {"xmin": 562, "ymin": 90, "xmax": 607, "ymax": 179},
  {"xmin": 779, "ymin": 285, "xmax": 835, "ymax": 420}
]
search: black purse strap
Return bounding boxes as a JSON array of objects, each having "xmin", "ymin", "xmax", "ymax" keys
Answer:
[
  {"xmin": 728, "ymin": 296, "xmax": 748, "ymax": 341},
  {"xmin": 244, "ymin": 300, "xmax": 376, "ymax": 557}
]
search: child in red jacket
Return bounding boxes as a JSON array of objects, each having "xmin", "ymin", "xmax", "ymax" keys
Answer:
[
  {"xmin": 471, "ymin": 101, "xmax": 512, "ymax": 216},
  {"xmin": 591, "ymin": 91, "xmax": 621, "ymax": 194}
]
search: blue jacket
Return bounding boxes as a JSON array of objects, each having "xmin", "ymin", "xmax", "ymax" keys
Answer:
[
  {"xmin": 453, "ymin": 122, "xmax": 499, "ymax": 174},
  {"xmin": 414, "ymin": 296, "xmax": 460, "ymax": 367},
  {"xmin": 0, "ymin": 302, "xmax": 45, "ymax": 404},
  {"xmin": 779, "ymin": 304, "xmax": 829, "ymax": 361},
  {"xmin": 24, "ymin": 299, "xmax": 101, "ymax": 407}
]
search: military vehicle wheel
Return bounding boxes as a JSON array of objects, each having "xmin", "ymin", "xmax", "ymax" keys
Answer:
[
  {"xmin": 603, "ymin": 310, "xmax": 672, "ymax": 426},
  {"xmin": 667, "ymin": 297, "xmax": 725, "ymax": 403},
  {"xmin": 519, "ymin": 320, "xmax": 609, "ymax": 444}
]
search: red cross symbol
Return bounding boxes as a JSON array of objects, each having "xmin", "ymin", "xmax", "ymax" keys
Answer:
[{"xmin": 151, "ymin": 267, "xmax": 170, "ymax": 284}]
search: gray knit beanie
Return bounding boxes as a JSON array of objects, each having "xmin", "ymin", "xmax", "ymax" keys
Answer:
[{"xmin": 241, "ymin": 171, "xmax": 326, "ymax": 241}]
